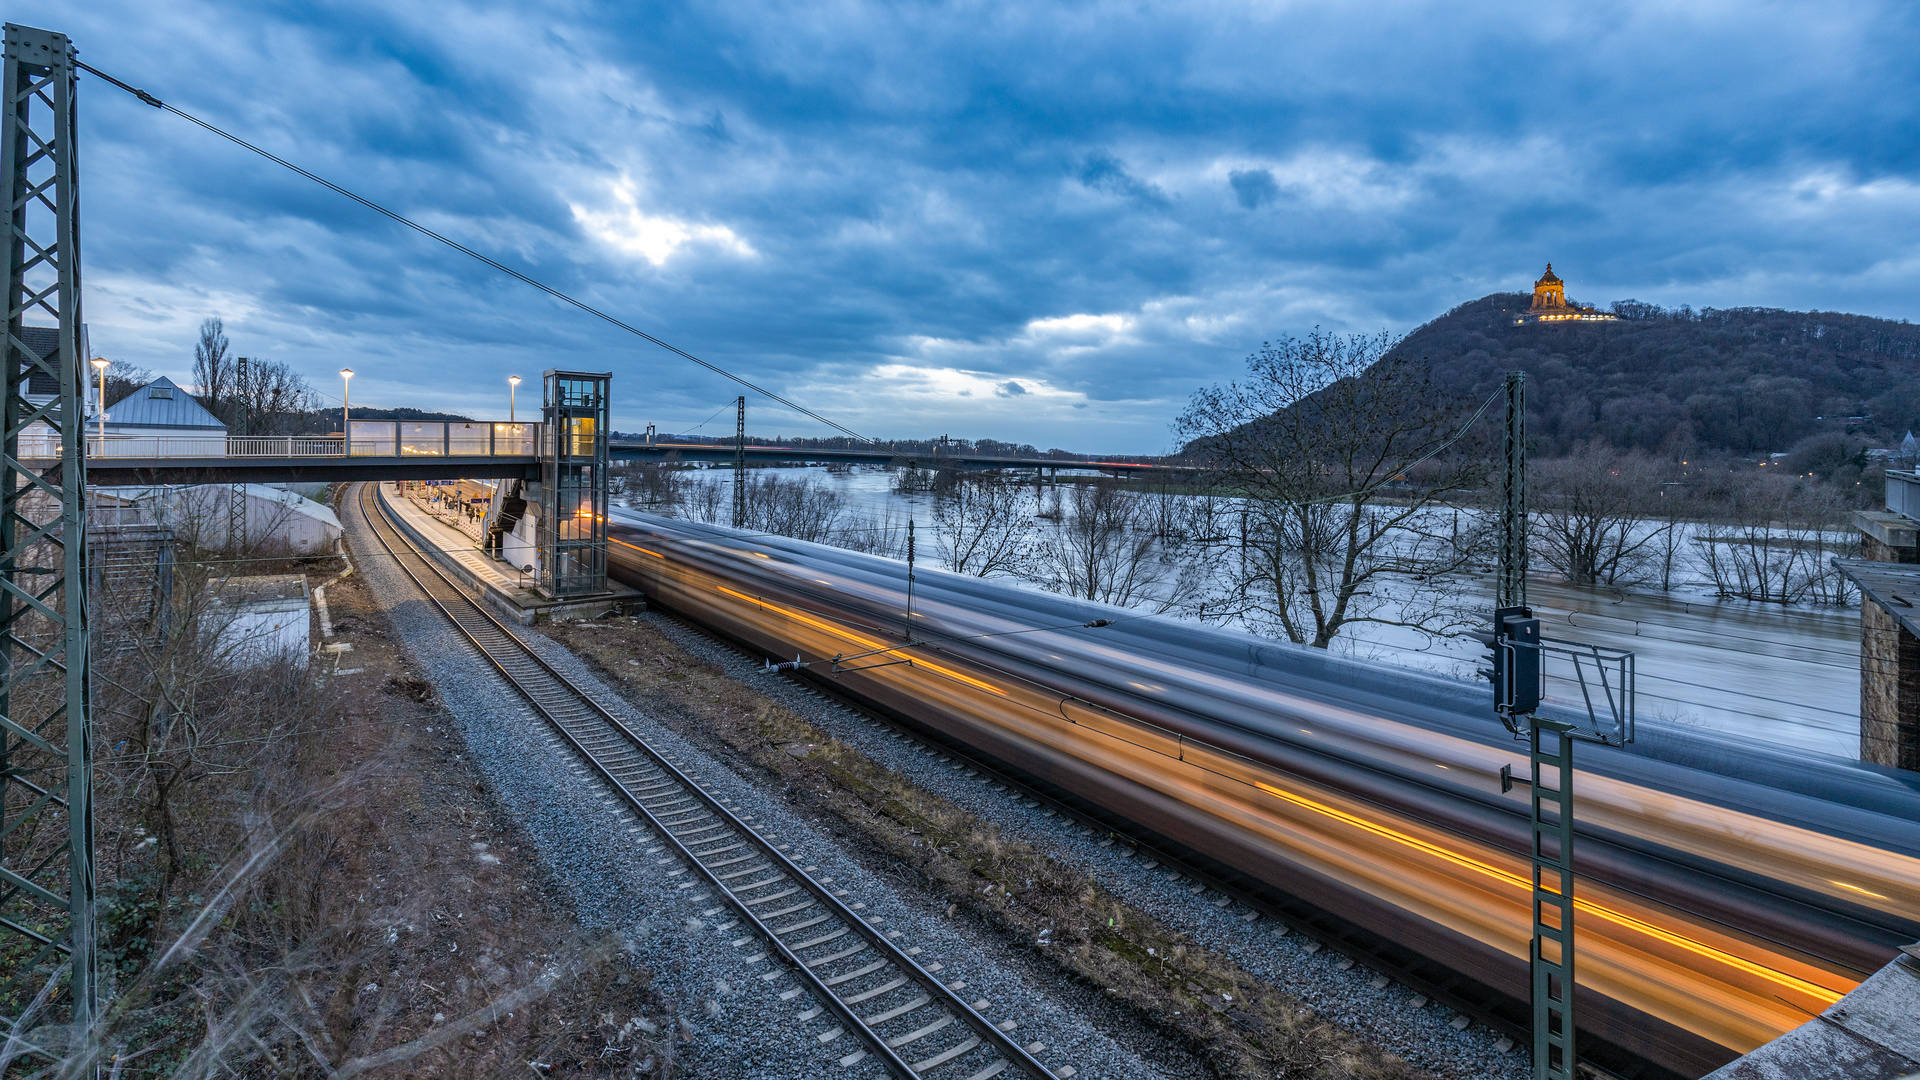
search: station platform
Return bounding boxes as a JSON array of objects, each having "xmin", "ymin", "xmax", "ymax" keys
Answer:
[{"xmin": 373, "ymin": 482, "xmax": 640, "ymax": 625}]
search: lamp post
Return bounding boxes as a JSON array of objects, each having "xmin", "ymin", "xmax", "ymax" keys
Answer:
[
  {"xmin": 339, "ymin": 368, "xmax": 354, "ymax": 453},
  {"xmin": 88, "ymin": 357, "xmax": 107, "ymax": 452},
  {"xmin": 509, "ymin": 374, "xmax": 520, "ymax": 423}
]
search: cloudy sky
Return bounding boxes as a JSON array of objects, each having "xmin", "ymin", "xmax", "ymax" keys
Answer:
[{"xmin": 45, "ymin": 0, "xmax": 1920, "ymax": 452}]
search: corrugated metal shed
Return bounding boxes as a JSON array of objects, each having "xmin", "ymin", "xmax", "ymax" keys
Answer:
[{"xmin": 106, "ymin": 377, "xmax": 227, "ymax": 431}]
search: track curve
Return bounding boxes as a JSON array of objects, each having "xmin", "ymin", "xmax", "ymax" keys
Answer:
[{"xmin": 355, "ymin": 484, "xmax": 1064, "ymax": 1080}]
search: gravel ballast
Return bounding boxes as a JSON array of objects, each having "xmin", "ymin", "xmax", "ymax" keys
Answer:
[
  {"xmin": 636, "ymin": 610, "xmax": 1533, "ymax": 1080},
  {"xmin": 347, "ymin": 492, "xmax": 1183, "ymax": 1080}
]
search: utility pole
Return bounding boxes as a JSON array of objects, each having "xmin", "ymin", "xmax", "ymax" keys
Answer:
[
  {"xmin": 1499, "ymin": 372, "xmax": 1526, "ymax": 611},
  {"xmin": 1484, "ymin": 370, "xmax": 1576, "ymax": 1080},
  {"xmin": 905, "ymin": 519, "xmax": 916, "ymax": 644},
  {"xmin": 230, "ymin": 356, "xmax": 248, "ymax": 551},
  {"xmin": 733, "ymin": 395, "xmax": 746, "ymax": 528},
  {"xmin": 0, "ymin": 21, "xmax": 95, "ymax": 1039}
]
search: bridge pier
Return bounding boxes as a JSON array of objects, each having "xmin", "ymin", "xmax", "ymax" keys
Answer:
[{"xmin": 1841, "ymin": 488, "xmax": 1920, "ymax": 771}]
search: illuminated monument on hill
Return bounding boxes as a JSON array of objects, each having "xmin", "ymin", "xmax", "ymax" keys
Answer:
[{"xmin": 1512, "ymin": 263, "xmax": 1616, "ymax": 325}]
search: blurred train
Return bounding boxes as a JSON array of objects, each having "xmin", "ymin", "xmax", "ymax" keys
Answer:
[{"xmin": 604, "ymin": 508, "xmax": 1920, "ymax": 1078}]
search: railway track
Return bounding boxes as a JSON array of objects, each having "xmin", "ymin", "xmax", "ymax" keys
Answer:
[{"xmin": 355, "ymin": 483, "xmax": 1070, "ymax": 1080}]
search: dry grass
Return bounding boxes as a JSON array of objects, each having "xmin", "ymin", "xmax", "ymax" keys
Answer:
[
  {"xmin": 548, "ymin": 616, "xmax": 1431, "ymax": 1080},
  {"xmin": 32, "ymin": 538, "xmax": 687, "ymax": 1078}
]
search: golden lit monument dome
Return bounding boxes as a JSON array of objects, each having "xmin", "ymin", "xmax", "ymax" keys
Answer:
[{"xmin": 1513, "ymin": 263, "xmax": 1616, "ymax": 324}]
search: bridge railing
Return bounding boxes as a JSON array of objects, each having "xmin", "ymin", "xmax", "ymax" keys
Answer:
[{"xmin": 17, "ymin": 422, "xmax": 546, "ymax": 461}]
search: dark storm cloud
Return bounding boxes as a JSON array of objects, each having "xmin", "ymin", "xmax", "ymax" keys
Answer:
[
  {"xmin": 1229, "ymin": 169, "xmax": 1278, "ymax": 209},
  {"xmin": 40, "ymin": 0, "xmax": 1920, "ymax": 452}
]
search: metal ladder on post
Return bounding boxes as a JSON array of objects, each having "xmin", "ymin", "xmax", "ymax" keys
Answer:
[
  {"xmin": 1485, "ymin": 370, "xmax": 1610, "ymax": 1080},
  {"xmin": 1529, "ymin": 716, "xmax": 1576, "ymax": 1080}
]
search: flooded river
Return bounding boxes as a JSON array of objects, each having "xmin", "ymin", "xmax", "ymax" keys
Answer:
[{"xmin": 643, "ymin": 464, "xmax": 1862, "ymax": 759}]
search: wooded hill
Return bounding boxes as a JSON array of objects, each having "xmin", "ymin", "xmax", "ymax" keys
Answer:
[{"xmin": 1397, "ymin": 294, "xmax": 1920, "ymax": 458}]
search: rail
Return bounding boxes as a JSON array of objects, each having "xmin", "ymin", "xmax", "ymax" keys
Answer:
[
  {"xmin": 21, "ymin": 421, "xmax": 546, "ymax": 460},
  {"xmin": 355, "ymin": 483, "xmax": 1061, "ymax": 1080}
]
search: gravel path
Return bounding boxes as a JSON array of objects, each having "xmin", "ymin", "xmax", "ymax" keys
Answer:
[
  {"xmin": 642, "ymin": 611, "xmax": 1533, "ymax": 1080},
  {"xmin": 348, "ymin": 492, "xmax": 1187, "ymax": 1080}
]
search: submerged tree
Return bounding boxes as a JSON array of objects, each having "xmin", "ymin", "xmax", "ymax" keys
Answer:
[
  {"xmin": 931, "ymin": 475, "xmax": 1031, "ymax": 576},
  {"xmin": 1026, "ymin": 480, "xmax": 1185, "ymax": 609},
  {"xmin": 1530, "ymin": 442, "xmax": 1671, "ymax": 587},
  {"xmin": 1175, "ymin": 330, "xmax": 1490, "ymax": 648}
]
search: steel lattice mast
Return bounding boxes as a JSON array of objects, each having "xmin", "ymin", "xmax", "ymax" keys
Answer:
[{"xmin": 0, "ymin": 21, "xmax": 94, "ymax": 1035}]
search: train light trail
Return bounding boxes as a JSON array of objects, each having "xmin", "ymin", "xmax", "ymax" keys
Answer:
[{"xmin": 1251, "ymin": 780, "xmax": 1847, "ymax": 1005}]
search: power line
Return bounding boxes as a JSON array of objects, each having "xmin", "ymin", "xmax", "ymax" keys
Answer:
[{"xmin": 75, "ymin": 60, "xmax": 873, "ymax": 445}]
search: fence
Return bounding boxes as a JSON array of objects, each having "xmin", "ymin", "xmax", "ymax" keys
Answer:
[{"xmin": 16, "ymin": 422, "xmax": 545, "ymax": 460}]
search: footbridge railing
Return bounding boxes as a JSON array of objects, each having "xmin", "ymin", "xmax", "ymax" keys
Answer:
[{"xmin": 24, "ymin": 421, "xmax": 545, "ymax": 461}]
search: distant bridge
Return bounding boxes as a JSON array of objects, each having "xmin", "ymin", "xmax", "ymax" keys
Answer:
[
  {"xmin": 57, "ymin": 428, "xmax": 1182, "ymax": 486},
  {"xmin": 610, "ymin": 440, "xmax": 1181, "ymax": 476}
]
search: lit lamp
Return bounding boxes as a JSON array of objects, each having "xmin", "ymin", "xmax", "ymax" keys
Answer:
[
  {"xmin": 340, "ymin": 368, "xmax": 354, "ymax": 453},
  {"xmin": 89, "ymin": 357, "xmax": 108, "ymax": 451},
  {"xmin": 508, "ymin": 374, "xmax": 521, "ymax": 423}
]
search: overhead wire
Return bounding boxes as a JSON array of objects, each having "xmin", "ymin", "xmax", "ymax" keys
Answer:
[{"xmin": 74, "ymin": 60, "xmax": 872, "ymax": 444}]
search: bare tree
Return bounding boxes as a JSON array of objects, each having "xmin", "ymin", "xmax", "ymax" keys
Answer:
[
  {"xmin": 1027, "ymin": 481, "xmax": 1183, "ymax": 609},
  {"xmin": 1175, "ymin": 330, "xmax": 1488, "ymax": 647},
  {"xmin": 739, "ymin": 473, "xmax": 846, "ymax": 543},
  {"xmin": 679, "ymin": 471, "xmax": 729, "ymax": 524},
  {"xmin": 193, "ymin": 316, "xmax": 233, "ymax": 417},
  {"xmin": 97, "ymin": 358, "xmax": 154, "ymax": 407},
  {"xmin": 1531, "ymin": 442, "xmax": 1670, "ymax": 587},
  {"xmin": 1694, "ymin": 471, "xmax": 1857, "ymax": 604},
  {"xmin": 1652, "ymin": 480, "xmax": 1694, "ymax": 591},
  {"xmin": 230, "ymin": 356, "xmax": 318, "ymax": 436},
  {"xmin": 931, "ymin": 475, "xmax": 1031, "ymax": 576},
  {"xmin": 837, "ymin": 505, "xmax": 910, "ymax": 559},
  {"xmin": 617, "ymin": 462, "xmax": 684, "ymax": 509}
]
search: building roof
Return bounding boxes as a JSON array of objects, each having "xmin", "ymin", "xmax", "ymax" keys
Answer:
[
  {"xmin": 15, "ymin": 324, "xmax": 88, "ymax": 399},
  {"xmin": 105, "ymin": 376, "xmax": 227, "ymax": 432},
  {"xmin": 1535, "ymin": 263, "xmax": 1562, "ymax": 286},
  {"xmin": 1835, "ymin": 559, "xmax": 1920, "ymax": 639}
]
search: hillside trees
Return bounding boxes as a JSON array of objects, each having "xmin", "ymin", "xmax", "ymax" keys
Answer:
[
  {"xmin": 1404, "ymin": 294, "xmax": 1920, "ymax": 457},
  {"xmin": 1176, "ymin": 330, "xmax": 1490, "ymax": 648}
]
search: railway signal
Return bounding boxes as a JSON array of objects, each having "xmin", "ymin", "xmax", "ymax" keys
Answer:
[{"xmin": 1490, "ymin": 370, "xmax": 1578, "ymax": 1080}]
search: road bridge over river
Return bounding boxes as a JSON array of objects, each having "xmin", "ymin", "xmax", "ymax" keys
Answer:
[{"xmin": 609, "ymin": 440, "xmax": 1181, "ymax": 476}]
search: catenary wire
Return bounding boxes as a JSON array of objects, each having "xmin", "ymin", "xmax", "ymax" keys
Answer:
[{"xmin": 74, "ymin": 60, "xmax": 872, "ymax": 445}]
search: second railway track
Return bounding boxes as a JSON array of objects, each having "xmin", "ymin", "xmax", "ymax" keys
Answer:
[{"xmin": 355, "ymin": 482, "xmax": 1069, "ymax": 1080}]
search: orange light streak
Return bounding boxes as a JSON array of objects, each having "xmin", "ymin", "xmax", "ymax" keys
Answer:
[
  {"xmin": 1253, "ymin": 782, "xmax": 1845, "ymax": 1004},
  {"xmin": 713, "ymin": 586, "xmax": 1006, "ymax": 696}
]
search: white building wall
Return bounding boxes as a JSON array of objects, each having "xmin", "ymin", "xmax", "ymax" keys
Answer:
[
  {"xmin": 163, "ymin": 486, "xmax": 343, "ymax": 554},
  {"xmin": 504, "ymin": 504, "xmax": 540, "ymax": 579}
]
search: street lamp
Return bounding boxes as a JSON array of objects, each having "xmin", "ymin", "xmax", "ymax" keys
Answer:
[
  {"xmin": 508, "ymin": 374, "xmax": 521, "ymax": 423},
  {"xmin": 340, "ymin": 368, "xmax": 354, "ymax": 453},
  {"xmin": 89, "ymin": 357, "xmax": 108, "ymax": 452}
]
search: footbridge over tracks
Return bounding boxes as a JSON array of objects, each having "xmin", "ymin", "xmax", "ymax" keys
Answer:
[
  {"xmin": 70, "ymin": 421, "xmax": 544, "ymax": 485},
  {"xmin": 68, "ymin": 371, "xmax": 617, "ymax": 600}
]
